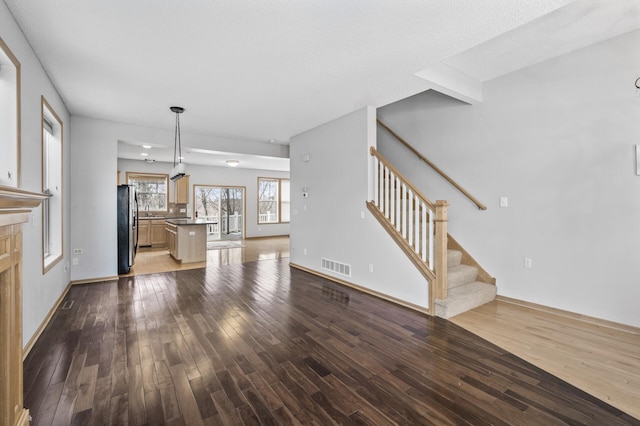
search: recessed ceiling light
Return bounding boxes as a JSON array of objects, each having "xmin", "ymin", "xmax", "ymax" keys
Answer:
[
  {"xmin": 268, "ymin": 138, "xmax": 276, "ymax": 143},
  {"xmin": 142, "ymin": 144, "xmax": 152, "ymax": 149},
  {"xmin": 141, "ymin": 152, "xmax": 148, "ymax": 156},
  {"xmin": 226, "ymin": 160, "xmax": 240, "ymax": 167}
]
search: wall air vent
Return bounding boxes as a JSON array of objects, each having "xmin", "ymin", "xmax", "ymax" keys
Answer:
[{"xmin": 321, "ymin": 258, "xmax": 351, "ymax": 277}]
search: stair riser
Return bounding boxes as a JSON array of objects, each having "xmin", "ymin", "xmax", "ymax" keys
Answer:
[
  {"xmin": 447, "ymin": 265, "xmax": 478, "ymax": 289},
  {"xmin": 435, "ymin": 282, "xmax": 497, "ymax": 319},
  {"xmin": 447, "ymin": 250, "xmax": 462, "ymax": 267}
]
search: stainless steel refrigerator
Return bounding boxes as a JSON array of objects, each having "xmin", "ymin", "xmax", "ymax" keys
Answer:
[{"xmin": 117, "ymin": 185, "xmax": 138, "ymax": 274}]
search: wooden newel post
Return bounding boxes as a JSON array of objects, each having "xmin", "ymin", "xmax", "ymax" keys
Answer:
[{"xmin": 432, "ymin": 200, "xmax": 448, "ymax": 311}]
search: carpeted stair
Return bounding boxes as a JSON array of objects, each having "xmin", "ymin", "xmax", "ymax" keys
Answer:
[{"xmin": 434, "ymin": 249, "xmax": 496, "ymax": 319}]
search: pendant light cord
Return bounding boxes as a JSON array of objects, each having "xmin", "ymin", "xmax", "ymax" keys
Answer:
[{"xmin": 173, "ymin": 111, "xmax": 182, "ymax": 167}]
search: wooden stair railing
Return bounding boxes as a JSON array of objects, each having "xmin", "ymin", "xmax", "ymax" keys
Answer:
[
  {"xmin": 368, "ymin": 147, "xmax": 448, "ymax": 313},
  {"xmin": 377, "ymin": 118, "xmax": 487, "ymax": 211}
]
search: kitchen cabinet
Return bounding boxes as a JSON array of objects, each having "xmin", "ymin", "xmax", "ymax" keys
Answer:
[
  {"xmin": 165, "ymin": 219, "xmax": 210, "ymax": 263},
  {"xmin": 166, "ymin": 222, "xmax": 177, "ymax": 258},
  {"xmin": 151, "ymin": 220, "xmax": 166, "ymax": 246},
  {"xmin": 138, "ymin": 219, "xmax": 150, "ymax": 246},
  {"xmin": 138, "ymin": 219, "xmax": 166, "ymax": 247},
  {"xmin": 173, "ymin": 175, "xmax": 189, "ymax": 204}
]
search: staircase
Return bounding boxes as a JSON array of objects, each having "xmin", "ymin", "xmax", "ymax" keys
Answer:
[
  {"xmin": 369, "ymin": 128, "xmax": 496, "ymax": 319},
  {"xmin": 436, "ymin": 248, "xmax": 496, "ymax": 318}
]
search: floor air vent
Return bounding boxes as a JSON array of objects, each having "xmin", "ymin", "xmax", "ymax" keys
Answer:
[
  {"xmin": 321, "ymin": 258, "xmax": 351, "ymax": 277},
  {"xmin": 61, "ymin": 300, "xmax": 74, "ymax": 310}
]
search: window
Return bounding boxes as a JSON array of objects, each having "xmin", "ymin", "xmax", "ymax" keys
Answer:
[
  {"xmin": 127, "ymin": 173, "xmax": 168, "ymax": 212},
  {"xmin": 0, "ymin": 37, "xmax": 20, "ymax": 187},
  {"xmin": 258, "ymin": 177, "xmax": 290, "ymax": 224},
  {"xmin": 42, "ymin": 97, "xmax": 63, "ymax": 273}
]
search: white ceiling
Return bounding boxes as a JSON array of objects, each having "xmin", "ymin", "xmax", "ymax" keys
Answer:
[{"xmin": 4, "ymin": 0, "xmax": 638, "ymax": 170}]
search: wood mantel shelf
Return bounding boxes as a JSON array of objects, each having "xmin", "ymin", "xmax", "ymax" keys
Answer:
[
  {"xmin": 0, "ymin": 185, "xmax": 46, "ymax": 426},
  {"xmin": 0, "ymin": 185, "xmax": 49, "ymax": 209}
]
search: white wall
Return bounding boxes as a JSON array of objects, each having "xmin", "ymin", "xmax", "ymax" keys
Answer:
[
  {"xmin": 377, "ymin": 30, "xmax": 640, "ymax": 326},
  {"xmin": 1, "ymin": 3, "xmax": 72, "ymax": 344},
  {"xmin": 290, "ymin": 107, "xmax": 429, "ymax": 307},
  {"xmin": 117, "ymin": 158, "xmax": 290, "ymax": 238},
  {"xmin": 70, "ymin": 116, "xmax": 289, "ymax": 282}
]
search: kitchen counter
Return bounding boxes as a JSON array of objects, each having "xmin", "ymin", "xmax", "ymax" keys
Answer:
[
  {"xmin": 165, "ymin": 219, "xmax": 211, "ymax": 263},
  {"xmin": 165, "ymin": 218, "xmax": 216, "ymax": 225},
  {"xmin": 138, "ymin": 216, "xmax": 190, "ymax": 220}
]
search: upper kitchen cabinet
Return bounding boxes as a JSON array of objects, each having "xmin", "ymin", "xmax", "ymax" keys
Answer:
[{"xmin": 173, "ymin": 175, "xmax": 189, "ymax": 204}]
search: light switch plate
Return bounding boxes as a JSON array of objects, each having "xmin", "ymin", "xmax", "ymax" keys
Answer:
[{"xmin": 500, "ymin": 197, "xmax": 508, "ymax": 208}]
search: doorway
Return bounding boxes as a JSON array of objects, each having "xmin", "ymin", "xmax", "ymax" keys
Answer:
[{"xmin": 193, "ymin": 185, "xmax": 245, "ymax": 241}]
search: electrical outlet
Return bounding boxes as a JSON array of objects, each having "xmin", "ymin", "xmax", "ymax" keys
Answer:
[
  {"xmin": 361, "ymin": 211, "xmax": 365, "ymax": 219},
  {"xmin": 72, "ymin": 258, "xmax": 79, "ymax": 266},
  {"xmin": 303, "ymin": 248, "xmax": 308, "ymax": 256},
  {"xmin": 72, "ymin": 248, "xmax": 83, "ymax": 255},
  {"xmin": 368, "ymin": 264, "xmax": 374, "ymax": 273},
  {"xmin": 524, "ymin": 258, "xmax": 533, "ymax": 268}
]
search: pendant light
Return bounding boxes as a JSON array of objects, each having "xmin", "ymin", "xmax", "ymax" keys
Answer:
[{"xmin": 169, "ymin": 106, "xmax": 186, "ymax": 181}]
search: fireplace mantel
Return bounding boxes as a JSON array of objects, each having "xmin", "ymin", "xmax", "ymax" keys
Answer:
[{"xmin": 0, "ymin": 185, "xmax": 46, "ymax": 426}]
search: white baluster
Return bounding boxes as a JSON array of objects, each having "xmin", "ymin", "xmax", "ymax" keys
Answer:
[
  {"xmin": 421, "ymin": 202, "xmax": 427, "ymax": 262},
  {"xmin": 373, "ymin": 156, "xmax": 378, "ymax": 206},
  {"xmin": 407, "ymin": 189, "xmax": 413, "ymax": 246},
  {"xmin": 414, "ymin": 195, "xmax": 420, "ymax": 252},
  {"xmin": 402, "ymin": 184, "xmax": 407, "ymax": 239},
  {"xmin": 378, "ymin": 161, "xmax": 383, "ymax": 209},
  {"xmin": 396, "ymin": 177, "xmax": 401, "ymax": 231},
  {"xmin": 388, "ymin": 171, "xmax": 396, "ymax": 225},
  {"xmin": 384, "ymin": 166, "xmax": 389, "ymax": 218},
  {"xmin": 429, "ymin": 207, "xmax": 434, "ymax": 270}
]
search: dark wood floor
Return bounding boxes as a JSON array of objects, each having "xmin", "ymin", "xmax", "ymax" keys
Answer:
[{"xmin": 24, "ymin": 259, "xmax": 638, "ymax": 425}]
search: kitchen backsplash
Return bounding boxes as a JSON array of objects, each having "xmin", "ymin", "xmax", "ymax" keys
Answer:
[{"xmin": 139, "ymin": 202, "xmax": 189, "ymax": 218}]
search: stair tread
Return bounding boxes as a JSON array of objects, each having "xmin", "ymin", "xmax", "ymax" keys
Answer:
[{"xmin": 435, "ymin": 281, "xmax": 497, "ymax": 319}]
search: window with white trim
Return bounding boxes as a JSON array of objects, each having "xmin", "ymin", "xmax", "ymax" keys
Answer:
[
  {"xmin": 42, "ymin": 97, "xmax": 63, "ymax": 273},
  {"xmin": 0, "ymin": 37, "xmax": 20, "ymax": 187},
  {"xmin": 258, "ymin": 177, "xmax": 289, "ymax": 224},
  {"xmin": 127, "ymin": 172, "xmax": 168, "ymax": 212}
]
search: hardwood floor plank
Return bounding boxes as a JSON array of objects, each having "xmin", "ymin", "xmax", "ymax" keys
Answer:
[
  {"xmin": 189, "ymin": 376, "xmax": 218, "ymax": 420},
  {"xmin": 168, "ymin": 363, "xmax": 204, "ymax": 426},
  {"xmin": 108, "ymin": 393, "xmax": 128, "ymax": 426},
  {"xmin": 211, "ymin": 389, "xmax": 243, "ymax": 425},
  {"xmin": 75, "ymin": 364, "xmax": 99, "ymax": 413},
  {"xmin": 143, "ymin": 389, "xmax": 165, "ymax": 426},
  {"xmin": 88, "ymin": 376, "xmax": 111, "ymax": 426},
  {"xmin": 31, "ymin": 381, "xmax": 63, "ymax": 426},
  {"xmin": 23, "ymin": 257, "xmax": 640, "ymax": 425},
  {"xmin": 159, "ymin": 385, "xmax": 181, "ymax": 422},
  {"xmin": 127, "ymin": 363, "xmax": 146, "ymax": 426}
]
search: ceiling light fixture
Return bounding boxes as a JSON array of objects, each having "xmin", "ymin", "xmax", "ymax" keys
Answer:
[
  {"xmin": 226, "ymin": 160, "xmax": 240, "ymax": 167},
  {"xmin": 140, "ymin": 152, "xmax": 148, "ymax": 156},
  {"xmin": 169, "ymin": 106, "xmax": 186, "ymax": 181},
  {"xmin": 142, "ymin": 144, "xmax": 152, "ymax": 149}
]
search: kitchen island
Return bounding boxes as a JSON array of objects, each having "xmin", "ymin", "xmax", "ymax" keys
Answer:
[{"xmin": 165, "ymin": 218, "xmax": 217, "ymax": 263}]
